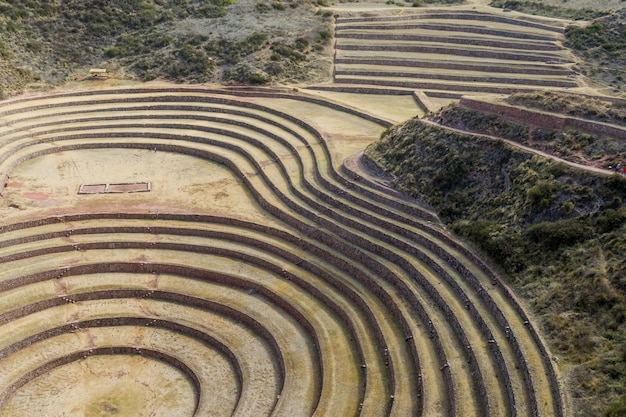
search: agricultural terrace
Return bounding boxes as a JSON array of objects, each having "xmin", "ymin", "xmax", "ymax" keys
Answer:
[
  {"xmin": 0, "ymin": 2, "xmax": 608, "ymax": 417},
  {"xmin": 307, "ymin": 5, "xmax": 582, "ymax": 112},
  {"xmin": 0, "ymin": 84, "xmax": 566, "ymax": 416}
]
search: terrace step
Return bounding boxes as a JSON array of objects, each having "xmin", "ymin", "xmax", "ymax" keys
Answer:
[{"xmin": 0, "ymin": 87, "xmax": 567, "ymax": 417}]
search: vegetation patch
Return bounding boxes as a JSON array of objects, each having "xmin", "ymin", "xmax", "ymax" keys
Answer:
[
  {"xmin": 366, "ymin": 115, "xmax": 626, "ymax": 417},
  {"xmin": 565, "ymin": 10, "xmax": 626, "ymax": 96},
  {"xmin": 506, "ymin": 91, "xmax": 626, "ymax": 126},
  {"xmin": 0, "ymin": 0, "xmax": 331, "ymax": 96},
  {"xmin": 440, "ymin": 103, "xmax": 626, "ymax": 169},
  {"xmin": 490, "ymin": 0, "xmax": 606, "ymax": 20},
  {"xmin": 439, "ymin": 104, "xmax": 529, "ymax": 141}
]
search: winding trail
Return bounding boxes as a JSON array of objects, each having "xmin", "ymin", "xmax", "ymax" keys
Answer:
[{"xmin": 420, "ymin": 117, "xmax": 617, "ymax": 176}]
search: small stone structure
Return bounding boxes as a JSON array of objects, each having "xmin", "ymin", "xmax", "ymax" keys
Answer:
[
  {"xmin": 78, "ymin": 182, "xmax": 151, "ymax": 194},
  {"xmin": 88, "ymin": 68, "xmax": 108, "ymax": 78}
]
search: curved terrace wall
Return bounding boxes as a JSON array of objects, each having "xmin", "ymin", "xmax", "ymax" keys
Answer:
[{"xmin": 0, "ymin": 87, "xmax": 568, "ymax": 417}]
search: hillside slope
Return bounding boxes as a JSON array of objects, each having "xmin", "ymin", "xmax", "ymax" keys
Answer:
[
  {"xmin": 0, "ymin": 0, "xmax": 333, "ymax": 98},
  {"xmin": 365, "ymin": 108, "xmax": 626, "ymax": 416}
]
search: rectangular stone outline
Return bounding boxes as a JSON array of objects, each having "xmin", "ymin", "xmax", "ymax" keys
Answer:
[{"xmin": 78, "ymin": 182, "xmax": 151, "ymax": 195}]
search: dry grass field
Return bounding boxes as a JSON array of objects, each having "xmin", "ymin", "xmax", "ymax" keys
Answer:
[{"xmin": 0, "ymin": 1, "xmax": 624, "ymax": 416}]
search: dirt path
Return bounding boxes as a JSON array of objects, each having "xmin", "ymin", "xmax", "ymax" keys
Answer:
[{"xmin": 420, "ymin": 118, "xmax": 617, "ymax": 176}]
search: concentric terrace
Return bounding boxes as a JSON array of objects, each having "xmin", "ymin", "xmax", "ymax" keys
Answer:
[{"xmin": 0, "ymin": 2, "xmax": 598, "ymax": 416}]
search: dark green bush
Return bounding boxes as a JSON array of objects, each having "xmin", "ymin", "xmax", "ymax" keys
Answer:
[
  {"xmin": 526, "ymin": 180, "xmax": 558, "ymax": 208},
  {"xmin": 0, "ymin": 41, "xmax": 13, "ymax": 59},
  {"xmin": 566, "ymin": 21, "xmax": 611, "ymax": 50},
  {"xmin": 452, "ymin": 220, "xmax": 527, "ymax": 272},
  {"xmin": 242, "ymin": 32, "xmax": 269, "ymax": 52},
  {"xmin": 294, "ymin": 37, "xmax": 309, "ymax": 51},
  {"xmin": 525, "ymin": 218, "xmax": 592, "ymax": 249},
  {"xmin": 205, "ymin": 32, "xmax": 268, "ymax": 65},
  {"xmin": 197, "ymin": 4, "xmax": 228, "ymax": 18},
  {"xmin": 317, "ymin": 29, "xmax": 333, "ymax": 44},
  {"xmin": 222, "ymin": 64, "xmax": 266, "ymax": 84},
  {"xmin": 265, "ymin": 61, "xmax": 283, "ymax": 75},
  {"xmin": 270, "ymin": 42, "xmax": 306, "ymax": 61},
  {"xmin": 597, "ymin": 208, "xmax": 626, "ymax": 233},
  {"xmin": 271, "ymin": 1, "xmax": 285, "ymax": 10},
  {"xmin": 25, "ymin": 40, "xmax": 44, "ymax": 53},
  {"xmin": 248, "ymin": 72, "xmax": 268, "ymax": 84},
  {"xmin": 605, "ymin": 394, "xmax": 626, "ymax": 417},
  {"xmin": 104, "ymin": 46, "xmax": 123, "ymax": 58}
]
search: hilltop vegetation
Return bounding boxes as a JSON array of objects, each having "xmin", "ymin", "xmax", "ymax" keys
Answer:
[
  {"xmin": 490, "ymin": 0, "xmax": 606, "ymax": 20},
  {"xmin": 365, "ymin": 107, "xmax": 626, "ymax": 416},
  {"xmin": 566, "ymin": 9, "xmax": 626, "ymax": 96},
  {"xmin": 0, "ymin": 0, "xmax": 332, "ymax": 98},
  {"xmin": 506, "ymin": 91, "xmax": 626, "ymax": 125},
  {"xmin": 485, "ymin": 2, "xmax": 625, "ymax": 97}
]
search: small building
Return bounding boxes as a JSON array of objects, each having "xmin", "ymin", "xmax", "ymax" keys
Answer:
[{"xmin": 89, "ymin": 68, "xmax": 108, "ymax": 78}]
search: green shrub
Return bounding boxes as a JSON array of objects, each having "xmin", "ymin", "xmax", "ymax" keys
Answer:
[
  {"xmin": 243, "ymin": 32, "xmax": 269, "ymax": 52},
  {"xmin": 602, "ymin": 175, "xmax": 626, "ymax": 196},
  {"xmin": 197, "ymin": 4, "xmax": 228, "ymax": 18},
  {"xmin": 597, "ymin": 208, "xmax": 626, "ymax": 233},
  {"xmin": 526, "ymin": 180, "xmax": 558, "ymax": 208},
  {"xmin": 25, "ymin": 40, "xmax": 44, "ymax": 53},
  {"xmin": 223, "ymin": 64, "xmax": 266, "ymax": 84},
  {"xmin": 248, "ymin": 72, "xmax": 268, "ymax": 84},
  {"xmin": 104, "ymin": 46, "xmax": 122, "ymax": 58},
  {"xmin": 566, "ymin": 21, "xmax": 611, "ymax": 50},
  {"xmin": 294, "ymin": 37, "xmax": 309, "ymax": 51},
  {"xmin": 562, "ymin": 200, "xmax": 575, "ymax": 214},
  {"xmin": 525, "ymin": 218, "xmax": 592, "ymax": 249},
  {"xmin": 271, "ymin": 1, "xmax": 285, "ymax": 10},
  {"xmin": 317, "ymin": 29, "xmax": 333, "ymax": 43},
  {"xmin": 265, "ymin": 61, "xmax": 283, "ymax": 75},
  {"xmin": 270, "ymin": 42, "xmax": 306, "ymax": 61},
  {"xmin": 205, "ymin": 32, "xmax": 268, "ymax": 65},
  {"xmin": 0, "ymin": 41, "xmax": 13, "ymax": 59},
  {"xmin": 452, "ymin": 220, "xmax": 527, "ymax": 272},
  {"xmin": 605, "ymin": 394, "xmax": 626, "ymax": 417}
]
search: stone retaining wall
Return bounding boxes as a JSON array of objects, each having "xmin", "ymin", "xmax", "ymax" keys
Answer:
[
  {"xmin": 335, "ymin": 58, "xmax": 571, "ymax": 76},
  {"xmin": 336, "ymin": 12, "xmax": 564, "ymax": 34},
  {"xmin": 461, "ymin": 96, "xmax": 626, "ymax": 141},
  {"xmin": 336, "ymin": 23, "xmax": 557, "ymax": 41},
  {"xmin": 335, "ymin": 32, "xmax": 561, "ymax": 51},
  {"xmin": 336, "ymin": 44, "xmax": 561, "ymax": 63},
  {"xmin": 335, "ymin": 70, "xmax": 576, "ymax": 88},
  {"xmin": 336, "ymin": 77, "xmax": 542, "ymax": 95}
]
